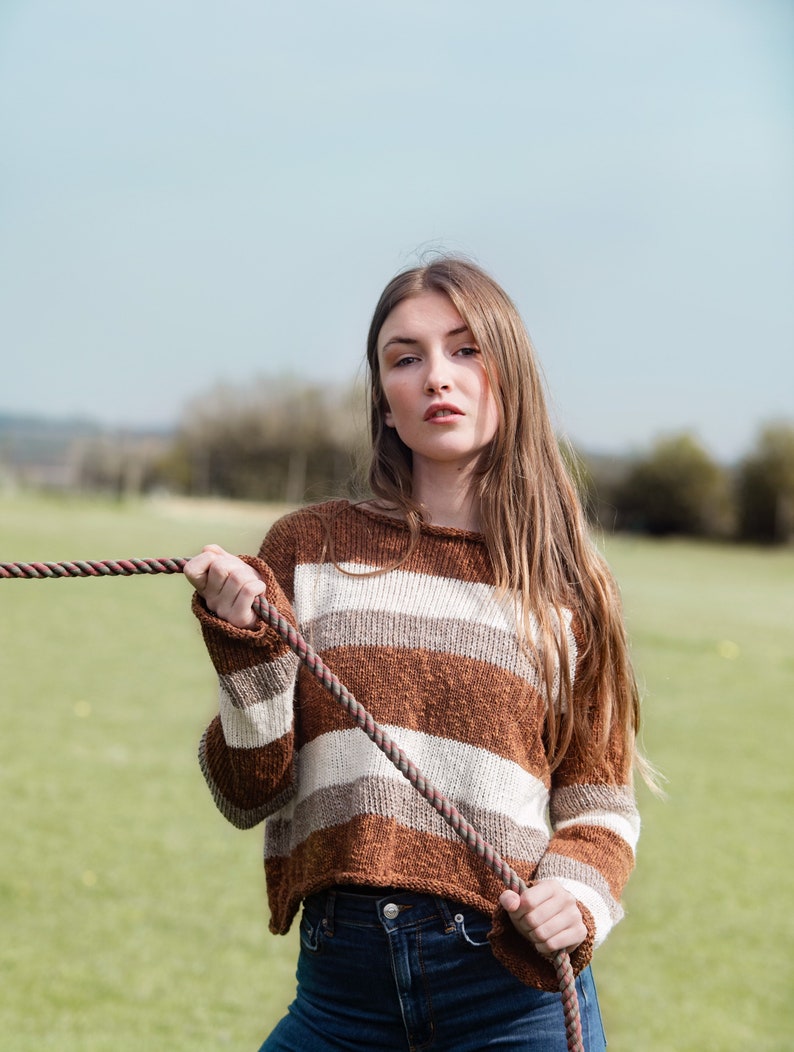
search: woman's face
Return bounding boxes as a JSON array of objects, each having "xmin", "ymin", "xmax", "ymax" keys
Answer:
[{"xmin": 376, "ymin": 290, "xmax": 500, "ymax": 475}]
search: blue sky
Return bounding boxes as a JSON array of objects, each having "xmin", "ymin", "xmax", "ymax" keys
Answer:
[{"xmin": 1, "ymin": 0, "xmax": 791, "ymax": 461}]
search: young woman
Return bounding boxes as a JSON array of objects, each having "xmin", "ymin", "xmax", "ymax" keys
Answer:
[{"xmin": 185, "ymin": 257, "xmax": 645, "ymax": 1051}]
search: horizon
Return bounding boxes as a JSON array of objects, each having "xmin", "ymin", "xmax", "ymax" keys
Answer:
[{"xmin": 3, "ymin": 401, "xmax": 785, "ymax": 467}]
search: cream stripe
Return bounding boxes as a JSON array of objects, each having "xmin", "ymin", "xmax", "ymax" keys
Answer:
[
  {"xmin": 288, "ymin": 725, "xmax": 550, "ymax": 828},
  {"xmin": 554, "ymin": 812, "xmax": 640, "ymax": 853},
  {"xmin": 294, "ymin": 562, "xmax": 524, "ymax": 632},
  {"xmin": 218, "ymin": 682, "xmax": 293, "ymax": 749}
]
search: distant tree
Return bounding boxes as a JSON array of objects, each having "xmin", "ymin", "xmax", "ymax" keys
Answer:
[
  {"xmin": 74, "ymin": 433, "xmax": 170, "ymax": 497},
  {"xmin": 160, "ymin": 376, "xmax": 368, "ymax": 502},
  {"xmin": 735, "ymin": 422, "xmax": 794, "ymax": 544},
  {"xmin": 612, "ymin": 433, "xmax": 732, "ymax": 537}
]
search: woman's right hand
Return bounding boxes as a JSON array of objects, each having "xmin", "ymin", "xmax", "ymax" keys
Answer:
[{"xmin": 184, "ymin": 544, "xmax": 267, "ymax": 630}]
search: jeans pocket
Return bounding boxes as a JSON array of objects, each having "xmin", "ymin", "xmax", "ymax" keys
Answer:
[
  {"xmin": 452, "ymin": 906, "xmax": 492, "ymax": 948},
  {"xmin": 299, "ymin": 905, "xmax": 327, "ymax": 954}
]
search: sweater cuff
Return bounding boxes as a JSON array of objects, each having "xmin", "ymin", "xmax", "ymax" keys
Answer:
[
  {"xmin": 191, "ymin": 555, "xmax": 297, "ymax": 663},
  {"xmin": 487, "ymin": 900, "xmax": 595, "ymax": 992}
]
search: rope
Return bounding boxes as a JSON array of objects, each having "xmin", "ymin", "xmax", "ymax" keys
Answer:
[{"xmin": 1, "ymin": 556, "xmax": 584, "ymax": 1052}]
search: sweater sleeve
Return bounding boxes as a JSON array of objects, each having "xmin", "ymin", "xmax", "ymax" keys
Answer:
[
  {"xmin": 489, "ymin": 612, "xmax": 640, "ymax": 990},
  {"xmin": 195, "ymin": 550, "xmax": 302, "ymax": 830}
]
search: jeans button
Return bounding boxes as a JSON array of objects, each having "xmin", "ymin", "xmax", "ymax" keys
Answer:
[{"xmin": 383, "ymin": 903, "xmax": 400, "ymax": 920}]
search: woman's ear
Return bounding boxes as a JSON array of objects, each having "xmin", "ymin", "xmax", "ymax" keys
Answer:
[
  {"xmin": 371, "ymin": 372, "xmax": 395, "ymax": 429},
  {"xmin": 376, "ymin": 387, "xmax": 394, "ymax": 428}
]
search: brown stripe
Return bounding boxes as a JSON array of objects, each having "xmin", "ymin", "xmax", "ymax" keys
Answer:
[
  {"xmin": 264, "ymin": 812, "xmax": 540, "ymax": 936},
  {"xmin": 261, "ymin": 502, "xmax": 494, "ymax": 587},
  {"xmin": 199, "ymin": 718, "xmax": 295, "ymax": 823},
  {"xmin": 294, "ymin": 650, "xmax": 548, "ymax": 770}
]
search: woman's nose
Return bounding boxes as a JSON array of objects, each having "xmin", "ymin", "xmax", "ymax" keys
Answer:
[
  {"xmin": 424, "ymin": 378, "xmax": 450, "ymax": 394},
  {"xmin": 423, "ymin": 359, "xmax": 451, "ymax": 394}
]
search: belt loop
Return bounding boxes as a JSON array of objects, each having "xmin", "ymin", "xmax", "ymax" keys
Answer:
[
  {"xmin": 323, "ymin": 888, "xmax": 337, "ymax": 937},
  {"xmin": 436, "ymin": 896, "xmax": 455, "ymax": 932}
]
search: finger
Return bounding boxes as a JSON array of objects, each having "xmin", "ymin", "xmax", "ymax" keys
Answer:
[
  {"xmin": 524, "ymin": 879, "xmax": 561, "ymax": 908},
  {"xmin": 184, "ymin": 549, "xmax": 219, "ymax": 589},
  {"xmin": 204, "ymin": 560, "xmax": 267, "ymax": 629},
  {"xmin": 528, "ymin": 906, "xmax": 588, "ymax": 956},
  {"xmin": 231, "ymin": 577, "xmax": 268, "ymax": 621},
  {"xmin": 532, "ymin": 921, "xmax": 587, "ymax": 957},
  {"xmin": 202, "ymin": 551, "xmax": 254, "ymax": 602}
]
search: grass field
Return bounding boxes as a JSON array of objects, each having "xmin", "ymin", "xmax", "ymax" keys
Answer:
[{"xmin": 1, "ymin": 493, "xmax": 792, "ymax": 1051}]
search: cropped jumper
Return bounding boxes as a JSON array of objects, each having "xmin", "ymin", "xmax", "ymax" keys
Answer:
[{"xmin": 194, "ymin": 500, "xmax": 640, "ymax": 990}]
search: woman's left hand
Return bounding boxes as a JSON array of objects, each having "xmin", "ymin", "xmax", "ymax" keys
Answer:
[{"xmin": 499, "ymin": 879, "xmax": 587, "ymax": 957}]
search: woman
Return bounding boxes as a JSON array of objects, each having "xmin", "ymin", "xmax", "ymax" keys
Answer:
[{"xmin": 186, "ymin": 256, "xmax": 646, "ymax": 1050}]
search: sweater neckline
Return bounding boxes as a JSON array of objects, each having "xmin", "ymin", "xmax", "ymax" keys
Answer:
[{"xmin": 344, "ymin": 499, "xmax": 486, "ymax": 542}]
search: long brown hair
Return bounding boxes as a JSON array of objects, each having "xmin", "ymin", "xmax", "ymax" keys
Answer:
[{"xmin": 366, "ymin": 255, "xmax": 649, "ymax": 782}]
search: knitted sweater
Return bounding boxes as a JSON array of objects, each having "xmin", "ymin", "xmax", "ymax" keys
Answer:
[{"xmin": 195, "ymin": 500, "xmax": 640, "ymax": 990}]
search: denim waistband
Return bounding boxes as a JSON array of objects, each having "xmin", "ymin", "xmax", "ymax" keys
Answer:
[{"xmin": 304, "ymin": 886, "xmax": 467, "ymax": 934}]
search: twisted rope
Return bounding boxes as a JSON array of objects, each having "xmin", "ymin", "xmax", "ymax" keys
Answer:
[{"xmin": 0, "ymin": 556, "xmax": 584, "ymax": 1052}]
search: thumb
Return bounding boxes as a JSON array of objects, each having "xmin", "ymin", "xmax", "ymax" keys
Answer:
[{"xmin": 499, "ymin": 889, "xmax": 521, "ymax": 912}]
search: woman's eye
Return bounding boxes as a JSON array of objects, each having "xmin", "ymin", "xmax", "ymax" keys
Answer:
[
  {"xmin": 456, "ymin": 346, "xmax": 480, "ymax": 357},
  {"xmin": 395, "ymin": 355, "xmax": 419, "ymax": 367}
]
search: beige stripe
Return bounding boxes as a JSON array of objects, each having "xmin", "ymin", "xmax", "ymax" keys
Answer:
[
  {"xmin": 264, "ymin": 772, "xmax": 551, "ymax": 864},
  {"xmin": 292, "ymin": 562, "xmax": 577, "ymax": 695},
  {"xmin": 305, "ymin": 609, "xmax": 545, "ymax": 685},
  {"xmin": 550, "ymin": 782, "xmax": 638, "ymax": 822},
  {"xmin": 218, "ymin": 650, "xmax": 298, "ymax": 710}
]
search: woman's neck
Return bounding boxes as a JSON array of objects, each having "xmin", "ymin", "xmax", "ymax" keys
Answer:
[{"xmin": 412, "ymin": 464, "xmax": 483, "ymax": 532}]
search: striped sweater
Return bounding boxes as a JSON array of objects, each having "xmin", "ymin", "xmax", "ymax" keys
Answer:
[{"xmin": 195, "ymin": 500, "xmax": 640, "ymax": 990}]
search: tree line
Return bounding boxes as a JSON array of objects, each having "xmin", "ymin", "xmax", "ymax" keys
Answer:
[{"xmin": 68, "ymin": 377, "xmax": 794, "ymax": 545}]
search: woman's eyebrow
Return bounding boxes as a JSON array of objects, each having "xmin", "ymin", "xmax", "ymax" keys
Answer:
[{"xmin": 382, "ymin": 325, "xmax": 472, "ymax": 350}]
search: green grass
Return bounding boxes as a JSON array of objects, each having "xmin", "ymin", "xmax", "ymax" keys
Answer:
[
  {"xmin": 1, "ymin": 493, "xmax": 792, "ymax": 1050},
  {"xmin": 597, "ymin": 536, "xmax": 794, "ymax": 1050}
]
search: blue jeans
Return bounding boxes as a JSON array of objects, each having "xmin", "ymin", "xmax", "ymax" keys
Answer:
[{"xmin": 259, "ymin": 887, "xmax": 607, "ymax": 1051}]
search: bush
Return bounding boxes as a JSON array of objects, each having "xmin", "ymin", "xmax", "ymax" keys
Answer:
[
  {"xmin": 611, "ymin": 433, "xmax": 732, "ymax": 538},
  {"xmin": 735, "ymin": 422, "xmax": 794, "ymax": 544}
]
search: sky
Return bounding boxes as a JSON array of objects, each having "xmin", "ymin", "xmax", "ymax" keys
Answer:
[{"xmin": 1, "ymin": 0, "xmax": 792, "ymax": 463}]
